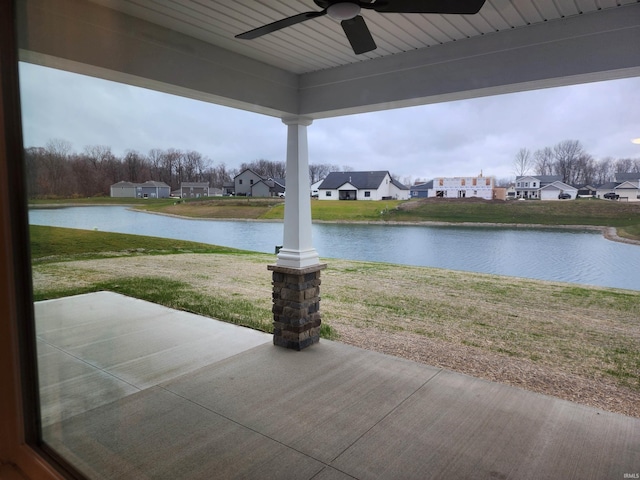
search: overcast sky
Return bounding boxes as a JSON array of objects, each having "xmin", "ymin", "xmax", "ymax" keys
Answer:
[{"xmin": 19, "ymin": 62, "xmax": 640, "ymax": 182}]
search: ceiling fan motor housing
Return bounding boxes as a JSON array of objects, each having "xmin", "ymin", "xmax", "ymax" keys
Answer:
[{"xmin": 327, "ymin": 2, "xmax": 361, "ymax": 20}]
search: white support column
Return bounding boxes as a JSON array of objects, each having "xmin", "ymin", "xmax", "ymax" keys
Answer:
[{"xmin": 277, "ymin": 116, "xmax": 320, "ymax": 268}]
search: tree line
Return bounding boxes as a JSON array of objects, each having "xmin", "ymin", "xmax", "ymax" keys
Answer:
[
  {"xmin": 513, "ymin": 139, "xmax": 640, "ymax": 185},
  {"xmin": 23, "ymin": 139, "xmax": 352, "ymax": 198}
]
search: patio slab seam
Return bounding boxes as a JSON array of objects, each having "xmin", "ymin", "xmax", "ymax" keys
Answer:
[
  {"xmin": 156, "ymin": 384, "xmax": 334, "ymax": 470},
  {"xmin": 37, "ymin": 337, "xmax": 142, "ymax": 391},
  {"xmin": 325, "ymin": 368, "xmax": 444, "ymax": 465}
]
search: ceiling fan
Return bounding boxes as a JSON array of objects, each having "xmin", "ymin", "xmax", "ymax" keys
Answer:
[{"xmin": 236, "ymin": 0, "xmax": 486, "ymax": 55}]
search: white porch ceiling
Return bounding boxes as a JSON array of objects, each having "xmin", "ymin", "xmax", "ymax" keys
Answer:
[
  {"xmin": 17, "ymin": 0, "xmax": 640, "ymax": 119},
  {"xmin": 87, "ymin": 0, "xmax": 640, "ymax": 75}
]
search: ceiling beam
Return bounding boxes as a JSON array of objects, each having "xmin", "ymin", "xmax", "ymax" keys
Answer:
[
  {"xmin": 299, "ymin": 3, "xmax": 640, "ymax": 118},
  {"xmin": 16, "ymin": 0, "xmax": 640, "ymax": 121}
]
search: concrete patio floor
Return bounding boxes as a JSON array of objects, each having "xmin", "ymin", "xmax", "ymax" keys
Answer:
[{"xmin": 36, "ymin": 292, "xmax": 640, "ymax": 480}]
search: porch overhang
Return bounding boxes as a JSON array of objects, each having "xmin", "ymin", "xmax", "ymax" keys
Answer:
[{"xmin": 16, "ymin": 0, "xmax": 640, "ymax": 121}]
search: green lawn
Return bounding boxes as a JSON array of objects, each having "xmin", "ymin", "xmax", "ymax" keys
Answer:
[
  {"xmin": 260, "ymin": 199, "xmax": 403, "ymax": 221},
  {"xmin": 387, "ymin": 197, "xmax": 640, "ymax": 228},
  {"xmin": 29, "ymin": 225, "xmax": 251, "ymax": 264}
]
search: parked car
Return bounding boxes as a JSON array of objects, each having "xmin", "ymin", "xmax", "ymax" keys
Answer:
[
  {"xmin": 558, "ymin": 193, "xmax": 571, "ymax": 199},
  {"xmin": 604, "ymin": 192, "xmax": 619, "ymax": 200}
]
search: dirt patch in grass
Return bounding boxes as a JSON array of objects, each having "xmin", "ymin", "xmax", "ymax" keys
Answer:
[{"xmin": 33, "ymin": 254, "xmax": 640, "ymax": 418}]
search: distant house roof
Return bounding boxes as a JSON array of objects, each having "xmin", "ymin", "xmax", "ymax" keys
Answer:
[
  {"xmin": 391, "ymin": 178, "xmax": 409, "ymax": 190},
  {"xmin": 410, "ymin": 181, "xmax": 433, "ymax": 191},
  {"xmin": 615, "ymin": 172, "xmax": 640, "ymax": 182},
  {"xmin": 234, "ymin": 168, "xmax": 264, "ymax": 180},
  {"xmin": 516, "ymin": 175, "xmax": 562, "ymax": 184},
  {"xmin": 141, "ymin": 181, "xmax": 170, "ymax": 188},
  {"xmin": 269, "ymin": 178, "xmax": 286, "ymax": 188},
  {"xmin": 539, "ymin": 181, "xmax": 576, "ymax": 191},
  {"xmin": 111, "ymin": 181, "xmax": 136, "ymax": 188},
  {"xmin": 111, "ymin": 180, "xmax": 169, "ymax": 188},
  {"xmin": 319, "ymin": 171, "xmax": 407, "ymax": 190},
  {"xmin": 180, "ymin": 182, "xmax": 209, "ymax": 188},
  {"xmin": 251, "ymin": 178, "xmax": 285, "ymax": 195},
  {"xmin": 598, "ymin": 181, "xmax": 621, "ymax": 190}
]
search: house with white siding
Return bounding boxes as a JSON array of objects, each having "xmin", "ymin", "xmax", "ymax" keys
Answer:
[
  {"xmin": 539, "ymin": 181, "xmax": 577, "ymax": 200},
  {"xmin": 514, "ymin": 175, "xmax": 562, "ymax": 199},
  {"xmin": 595, "ymin": 173, "xmax": 640, "ymax": 201},
  {"xmin": 615, "ymin": 180, "xmax": 640, "ymax": 202},
  {"xmin": 317, "ymin": 171, "xmax": 409, "ymax": 200},
  {"xmin": 595, "ymin": 181, "xmax": 620, "ymax": 199}
]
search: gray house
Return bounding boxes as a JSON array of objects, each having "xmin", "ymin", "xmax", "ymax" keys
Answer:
[
  {"xmin": 250, "ymin": 178, "xmax": 285, "ymax": 197},
  {"xmin": 180, "ymin": 182, "xmax": 209, "ymax": 198},
  {"xmin": 222, "ymin": 181, "xmax": 235, "ymax": 196},
  {"xmin": 110, "ymin": 180, "xmax": 170, "ymax": 198},
  {"xmin": 234, "ymin": 169, "xmax": 264, "ymax": 196},
  {"xmin": 110, "ymin": 181, "xmax": 137, "ymax": 198},
  {"xmin": 137, "ymin": 181, "xmax": 171, "ymax": 199},
  {"xmin": 409, "ymin": 180, "xmax": 433, "ymax": 198}
]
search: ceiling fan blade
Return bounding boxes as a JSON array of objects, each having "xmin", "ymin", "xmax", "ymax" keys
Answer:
[
  {"xmin": 367, "ymin": 0, "xmax": 486, "ymax": 14},
  {"xmin": 341, "ymin": 15, "xmax": 377, "ymax": 55},
  {"xmin": 236, "ymin": 10, "xmax": 327, "ymax": 40}
]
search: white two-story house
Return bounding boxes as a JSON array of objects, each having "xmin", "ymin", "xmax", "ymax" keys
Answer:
[{"xmin": 515, "ymin": 175, "xmax": 562, "ymax": 199}]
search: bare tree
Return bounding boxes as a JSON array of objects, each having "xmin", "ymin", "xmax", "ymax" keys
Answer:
[
  {"xmin": 401, "ymin": 175, "xmax": 414, "ymax": 187},
  {"xmin": 160, "ymin": 148, "xmax": 183, "ymax": 189},
  {"xmin": 123, "ymin": 150, "xmax": 150, "ymax": 183},
  {"xmin": 574, "ymin": 153, "xmax": 597, "ymax": 185},
  {"xmin": 239, "ymin": 159, "xmax": 286, "ymax": 179},
  {"xmin": 81, "ymin": 145, "xmax": 117, "ymax": 194},
  {"xmin": 534, "ymin": 147, "xmax": 554, "ymax": 176},
  {"xmin": 182, "ymin": 150, "xmax": 207, "ymax": 182},
  {"xmin": 147, "ymin": 149, "xmax": 163, "ymax": 181},
  {"xmin": 23, "ymin": 146, "xmax": 46, "ymax": 197},
  {"xmin": 309, "ymin": 163, "xmax": 332, "ymax": 184},
  {"xmin": 614, "ymin": 158, "xmax": 640, "ymax": 174},
  {"xmin": 552, "ymin": 140, "xmax": 585, "ymax": 184},
  {"xmin": 594, "ymin": 157, "xmax": 614, "ymax": 185},
  {"xmin": 513, "ymin": 148, "xmax": 533, "ymax": 177},
  {"xmin": 41, "ymin": 139, "xmax": 73, "ymax": 196},
  {"xmin": 204, "ymin": 163, "xmax": 234, "ymax": 189}
]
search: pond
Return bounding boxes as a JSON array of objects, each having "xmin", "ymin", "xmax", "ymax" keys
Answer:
[{"xmin": 29, "ymin": 206, "xmax": 640, "ymax": 291}]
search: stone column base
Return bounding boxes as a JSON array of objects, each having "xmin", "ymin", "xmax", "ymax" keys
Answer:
[{"xmin": 268, "ymin": 263, "xmax": 327, "ymax": 350}]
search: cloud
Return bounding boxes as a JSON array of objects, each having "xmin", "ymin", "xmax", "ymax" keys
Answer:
[{"xmin": 19, "ymin": 62, "xmax": 640, "ymax": 182}]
